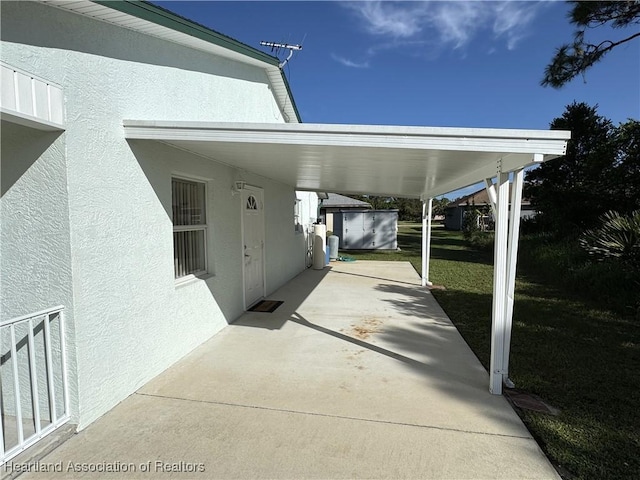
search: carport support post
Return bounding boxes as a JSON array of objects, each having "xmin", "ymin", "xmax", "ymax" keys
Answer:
[
  {"xmin": 421, "ymin": 198, "xmax": 433, "ymax": 287},
  {"xmin": 484, "ymin": 178, "xmax": 497, "ymax": 221},
  {"xmin": 489, "ymin": 169, "xmax": 510, "ymax": 394},
  {"xmin": 502, "ymin": 168, "xmax": 524, "ymax": 388}
]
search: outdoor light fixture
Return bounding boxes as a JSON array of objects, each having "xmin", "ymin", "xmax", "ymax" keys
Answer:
[{"xmin": 231, "ymin": 180, "xmax": 246, "ymax": 195}]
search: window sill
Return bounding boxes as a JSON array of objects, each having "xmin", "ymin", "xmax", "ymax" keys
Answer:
[{"xmin": 175, "ymin": 273, "xmax": 213, "ymax": 289}]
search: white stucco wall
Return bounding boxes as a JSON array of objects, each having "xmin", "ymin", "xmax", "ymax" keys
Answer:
[
  {"xmin": 1, "ymin": 1, "xmax": 306, "ymax": 429},
  {"xmin": 294, "ymin": 191, "xmax": 320, "ymax": 265},
  {"xmin": 1, "ymin": 121, "xmax": 78, "ymax": 424},
  {"xmin": 296, "ymin": 191, "xmax": 319, "ymax": 228}
]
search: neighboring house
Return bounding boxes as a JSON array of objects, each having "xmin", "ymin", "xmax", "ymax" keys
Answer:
[
  {"xmin": 319, "ymin": 193, "xmax": 371, "ymax": 232},
  {"xmin": 1, "ymin": 0, "xmax": 317, "ymax": 462},
  {"xmin": 444, "ymin": 186, "xmax": 535, "ymax": 230}
]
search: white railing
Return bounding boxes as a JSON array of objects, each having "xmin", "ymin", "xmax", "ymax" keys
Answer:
[{"xmin": 0, "ymin": 306, "xmax": 70, "ymax": 465}]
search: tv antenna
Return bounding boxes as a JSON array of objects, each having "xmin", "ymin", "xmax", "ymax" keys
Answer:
[{"xmin": 260, "ymin": 41, "xmax": 302, "ymax": 69}]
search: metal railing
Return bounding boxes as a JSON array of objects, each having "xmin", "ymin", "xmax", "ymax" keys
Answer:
[{"xmin": 0, "ymin": 306, "xmax": 70, "ymax": 465}]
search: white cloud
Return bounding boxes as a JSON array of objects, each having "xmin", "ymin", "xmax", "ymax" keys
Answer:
[
  {"xmin": 492, "ymin": 1, "xmax": 540, "ymax": 50},
  {"xmin": 436, "ymin": 2, "xmax": 490, "ymax": 49},
  {"xmin": 342, "ymin": 1, "xmax": 548, "ymax": 58},
  {"xmin": 343, "ymin": 1, "xmax": 426, "ymax": 38},
  {"xmin": 331, "ymin": 53, "xmax": 370, "ymax": 69}
]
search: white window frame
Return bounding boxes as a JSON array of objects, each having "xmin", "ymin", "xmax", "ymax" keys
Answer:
[{"xmin": 172, "ymin": 176, "xmax": 208, "ymax": 282}]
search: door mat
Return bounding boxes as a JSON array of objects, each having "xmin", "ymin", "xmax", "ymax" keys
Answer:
[{"xmin": 248, "ymin": 300, "xmax": 284, "ymax": 313}]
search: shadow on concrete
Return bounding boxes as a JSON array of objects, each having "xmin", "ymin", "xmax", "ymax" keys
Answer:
[
  {"xmin": 289, "ymin": 312, "xmax": 428, "ymax": 370},
  {"xmin": 374, "ymin": 283, "xmax": 453, "ymax": 325},
  {"xmin": 289, "ymin": 311, "xmax": 488, "ymax": 389},
  {"xmin": 330, "ymin": 269, "xmax": 420, "ymax": 287},
  {"xmin": 233, "ymin": 268, "xmax": 332, "ymax": 330}
]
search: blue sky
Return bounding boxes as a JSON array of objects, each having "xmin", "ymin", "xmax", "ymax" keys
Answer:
[{"xmin": 156, "ymin": 1, "xmax": 639, "ymax": 198}]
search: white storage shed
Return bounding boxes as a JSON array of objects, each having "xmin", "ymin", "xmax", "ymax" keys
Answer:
[{"xmin": 333, "ymin": 210, "xmax": 398, "ymax": 250}]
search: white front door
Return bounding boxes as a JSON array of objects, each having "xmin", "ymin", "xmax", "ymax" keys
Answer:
[{"xmin": 242, "ymin": 186, "xmax": 265, "ymax": 308}]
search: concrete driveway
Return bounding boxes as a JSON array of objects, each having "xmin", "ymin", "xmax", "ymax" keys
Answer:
[{"xmin": 20, "ymin": 261, "xmax": 559, "ymax": 479}]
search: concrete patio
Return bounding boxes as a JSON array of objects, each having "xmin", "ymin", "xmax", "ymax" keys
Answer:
[{"xmin": 18, "ymin": 261, "xmax": 558, "ymax": 479}]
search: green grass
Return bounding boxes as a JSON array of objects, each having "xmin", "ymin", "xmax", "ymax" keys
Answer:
[{"xmin": 341, "ymin": 224, "xmax": 640, "ymax": 480}]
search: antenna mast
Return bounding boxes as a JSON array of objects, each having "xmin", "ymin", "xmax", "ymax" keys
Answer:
[{"xmin": 260, "ymin": 41, "xmax": 302, "ymax": 69}]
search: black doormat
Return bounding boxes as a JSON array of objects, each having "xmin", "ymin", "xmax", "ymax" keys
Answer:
[{"xmin": 248, "ymin": 300, "xmax": 284, "ymax": 313}]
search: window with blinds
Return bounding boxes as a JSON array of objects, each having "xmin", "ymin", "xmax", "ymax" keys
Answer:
[{"xmin": 172, "ymin": 177, "xmax": 207, "ymax": 279}]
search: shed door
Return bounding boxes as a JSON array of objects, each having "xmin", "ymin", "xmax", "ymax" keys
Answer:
[
  {"xmin": 242, "ymin": 187, "xmax": 265, "ymax": 308},
  {"xmin": 363, "ymin": 212, "xmax": 376, "ymax": 248}
]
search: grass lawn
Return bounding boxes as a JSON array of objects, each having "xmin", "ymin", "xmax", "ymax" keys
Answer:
[{"xmin": 342, "ymin": 223, "xmax": 640, "ymax": 480}]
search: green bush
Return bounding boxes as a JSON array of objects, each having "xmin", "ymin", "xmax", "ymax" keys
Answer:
[
  {"xmin": 519, "ymin": 234, "xmax": 639, "ymax": 319},
  {"xmin": 462, "ymin": 206, "xmax": 492, "ymax": 240},
  {"xmin": 467, "ymin": 231, "xmax": 495, "ymax": 251},
  {"xmin": 579, "ymin": 210, "xmax": 640, "ymax": 270},
  {"xmin": 461, "ymin": 208, "xmax": 481, "ymax": 239},
  {"xmin": 461, "ymin": 212, "xmax": 640, "ymax": 319}
]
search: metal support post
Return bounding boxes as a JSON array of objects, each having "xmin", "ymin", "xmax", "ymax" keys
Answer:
[
  {"xmin": 421, "ymin": 198, "xmax": 433, "ymax": 287},
  {"xmin": 489, "ymin": 169, "xmax": 510, "ymax": 394},
  {"xmin": 484, "ymin": 178, "xmax": 498, "ymax": 221},
  {"xmin": 502, "ymin": 168, "xmax": 524, "ymax": 388}
]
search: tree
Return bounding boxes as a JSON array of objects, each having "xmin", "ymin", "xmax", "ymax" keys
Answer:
[
  {"xmin": 346, "ymin": 195, "xmax": 449, "ymax": 222},
  {"xmin": 395, "ymin": 198, "xmax": 419, "ymax": 222},
  {"xmin": 525, "ymin": 102, "xmax": 618, "ymax": 234},
  {"xmin": 542, "ymin": 1, "xmax": 640, "ymax": 88},
  {"xmin": 611, "ymin": 119, "xmax": 640, "ymax": 213},
  {"xmin": 351, "ymin": 195, "xmax": 395, "ymax": 210},
  {"xmin": 432, "ymin": 197, "xmax": 450, "ymax": 217}
]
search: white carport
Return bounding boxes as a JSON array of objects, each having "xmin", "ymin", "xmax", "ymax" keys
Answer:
[{"xmin": 124, "ymin": 120, "xmax": 570, "ymax": 395}]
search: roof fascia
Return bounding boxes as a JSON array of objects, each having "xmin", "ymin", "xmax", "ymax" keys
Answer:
[
  {"xmin": 278, "ymin": 69, "xmax": 301, "ymax": 123},
  {"xmin": 123, "ymin": 121, "xmax": 569, "ymax": 156},
  {"xmin": 93, "ymin": 1, "xmax": 279, "ymax": 67}
]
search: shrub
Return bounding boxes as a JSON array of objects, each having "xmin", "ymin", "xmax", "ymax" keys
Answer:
[
  {"xmin": 519, "ymin": 233, "xmax": 639, "ymax": 320},
  {"xmin": 579, "ymin": 210, "xmax": 640, "ymax": 271},
  {"xmin": 462, "ymin": 206, "xmax": 492, "ymax": 240},
  {"xmin": 467, "ymin": 231, "xmax": 495, "ymax": 251},
  {"xmin": 462, "ymin": 208, "xmax": 481, "ymax": 239}
]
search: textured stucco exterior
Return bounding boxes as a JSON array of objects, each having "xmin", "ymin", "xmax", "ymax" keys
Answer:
[
  {"xmin": 1, "ymin": 122, "xmax": 77, "ymax": 421},
  {"xmin": 1, "ymin": 1, "xmax": 315, "ymax": 431}
]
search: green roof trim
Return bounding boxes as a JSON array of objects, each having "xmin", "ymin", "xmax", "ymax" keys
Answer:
[
  {"xmin": 92, "ymin": 1, "xmax": 301, "ymax": 122},
  {"xmin": 279, "ymin": 70, "xmax": 302, "ymax": 123}
]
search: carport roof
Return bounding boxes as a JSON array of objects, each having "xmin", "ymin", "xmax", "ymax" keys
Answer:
[{"xmin": 124, "ymin": 120, "xmax": 570, "ymax": 199}]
